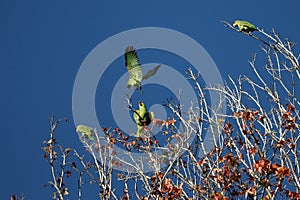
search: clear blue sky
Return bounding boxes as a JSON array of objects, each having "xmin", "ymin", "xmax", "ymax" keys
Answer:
[{"xmin": 1, "ymin": 0, "xmax": 299, "ymax": 199}]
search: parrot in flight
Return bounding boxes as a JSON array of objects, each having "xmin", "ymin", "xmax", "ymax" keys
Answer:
[
  {"xmin": 233, "ymin": 20, "xmax": 257, "ymax": 33},
  {"xmin": 76, "ymin": 125, "xmax": 95, "ymax": 140},
  {"xmin": 125, "ymin": 45, "xmax": 161, "ymax": 93},
  {"xmin": 133, "ymin": 101, "xmax": 154, "ymax": 137}
]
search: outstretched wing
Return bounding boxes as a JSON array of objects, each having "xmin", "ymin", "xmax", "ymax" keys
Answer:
[
  {"xmin": 125, "ymin": 46, "xmax": 143, "ymax": 89},
  {"xmin": 125, "ymin": 46, "xmax": 141, "ymax": 70},
  {"xmin": 142, "ymin": 64, "xmax": 161, "ymax": 80},
  {"xmin": 149, "ymin": 112, "xmax": 155, "ymax": 120}
]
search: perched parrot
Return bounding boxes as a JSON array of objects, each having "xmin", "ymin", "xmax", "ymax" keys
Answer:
[
  {"xmin": 233, "ymin": 20, "xmax": 257, "ymax": 33},
  {"xmin": 76, "ymin": 125, "xmax": 95, "ymax": 140},
  {"xmin": 133, "ymin": 101, "xmax": 154, "ymax": 137},
  {"xmin": 125, "ymin": 46, "xmax": 161, "ymax": 93}
]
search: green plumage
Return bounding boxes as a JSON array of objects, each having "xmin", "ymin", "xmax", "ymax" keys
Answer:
[
  {"xmin": 125, "ymin": 46, "xmax": 143, "ymax": 91},
  {"xmin": 133, "ymin": 101, "xmax": 154, "ymax": 137},
  {"xmin": 125, "ymin": 46, "xmax": 161, "ymax": 93},
  {"xmin": 76, "ymin": 125, "xmax": 95, "ymax": 140},
  {"xmin": 233, "ymin": 20, "xmax": 257, "ymax": 33}
]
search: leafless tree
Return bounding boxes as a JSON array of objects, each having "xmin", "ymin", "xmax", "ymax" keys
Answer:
[{"xmin": 42, "ymin": 22, "xmax": 300, "ymax": 200}]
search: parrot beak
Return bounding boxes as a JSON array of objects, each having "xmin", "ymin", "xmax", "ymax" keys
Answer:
[{"xmin": 233, "ymin": 21, "xmax": 237, "ymax": 27}]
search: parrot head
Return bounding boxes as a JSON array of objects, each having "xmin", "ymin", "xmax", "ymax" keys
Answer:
[
  {"xmin": 138, "ymin": 101, "xmax": 144, "ymax": 109},
  {"xmin": 138, "ymin": 101, "xmax": 148, "ymax": 111},
  {"xmin": 233, "ymin": 20, "xmax": 239, "ymax": 27},
  {"xmin": 76, "ymin": 125, "xmax": 82, "ymax": 133}
]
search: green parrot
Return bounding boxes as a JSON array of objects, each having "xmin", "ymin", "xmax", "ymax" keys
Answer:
[
  {"xmin": 133, "ymin": 101, "xmax": 154, "ymax": 137},
  {"xmin": 125, "ymin": 46, "xmax": 161, "ymax": 93},
  {"xmin": 233, "ymin": 20, "xmax": 257, "ymax": 33},
  {"xmin": 76, "ymin": 125, "xmax": 95, "ymax": 140}
]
